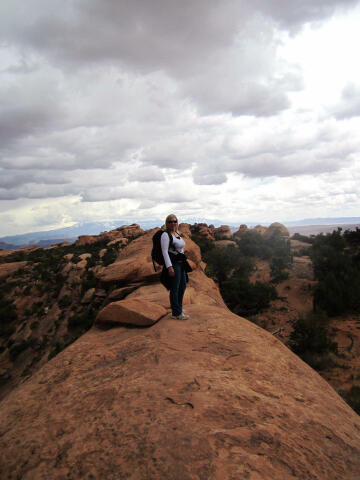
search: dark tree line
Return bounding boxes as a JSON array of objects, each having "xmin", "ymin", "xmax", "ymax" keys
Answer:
[{"xmin": 311, "ymin": 228, "xmax": 360, "ymax": 316}]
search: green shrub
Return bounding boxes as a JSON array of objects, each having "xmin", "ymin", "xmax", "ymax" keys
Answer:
[
  {"xmin": 102, "ymin": 247, "xmax": 118, "ymax": 266},
  {"xmin": 58, "ymin": 295, "xmax": 72, "ymax": 308},
  {"xmin": 205, "ymin": 246, "xmax": 254, "ymax": 287},
  {"xmin": 341, "ymin": 385, "xmax": 360, "ymax": 414},
  {"xmin": 221, "ymin": 276, "xmax": 277, "ymax": 316},
  {"xmin": 81, "ymin": 270, "xmax": 97, "ymax": 293},
  {"xmin": 311, "ymin": 228, "xmax": 360, "ymax": 315},
  {"xmin": 68, "ymin": 310, "xmax": 94, "ymax": 331},
  {"xmin": 289, "ymin": 311, "xmax": 338, "ymax": 358},
  {"xmin": 191, "ymin": 237, "xmax": 215, "ymax": 256},
  {"xmin": 270, "ymin": 256, "xmax": 290, "ymax": 284}
]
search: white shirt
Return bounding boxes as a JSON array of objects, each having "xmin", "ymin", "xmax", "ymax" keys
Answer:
[{"xmin": 160, "ymin": 231, "xmax": 186, "ymax": 268}]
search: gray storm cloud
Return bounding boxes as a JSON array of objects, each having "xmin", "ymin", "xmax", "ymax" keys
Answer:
[{"xmin": 0, "ymin": 0, "xmax": 359, "ymax": 234}]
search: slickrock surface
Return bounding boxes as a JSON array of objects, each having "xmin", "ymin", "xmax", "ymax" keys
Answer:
[
  {"xmin": 1, "ymin": 272, "xmax": 360, "ymax": 479},
  {"xmin": 1, "ymin": 227, "xmax": 359, "ymax": 479}
]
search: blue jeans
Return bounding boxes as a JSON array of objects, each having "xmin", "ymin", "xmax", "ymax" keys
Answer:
[{"xmin": 170, "ymin": 262, "xmax": 187, "ymax": 316}]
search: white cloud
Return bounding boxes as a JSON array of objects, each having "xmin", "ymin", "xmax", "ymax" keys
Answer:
[
  {"xmin": 1, "ymin": 0, "xmax": 360, "ymax": 235},
  {"xmin": 331, "ymin": 83, "xmax": 360, "ymax": 119}
]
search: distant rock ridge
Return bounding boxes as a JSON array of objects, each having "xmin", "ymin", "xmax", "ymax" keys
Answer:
[{"xmin": 0, "ymin": 225, "xmax": 359, "ymax": 479}]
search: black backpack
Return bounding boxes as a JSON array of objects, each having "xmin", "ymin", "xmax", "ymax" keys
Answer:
[{"xmin": 151, "ymin": 230, "xmax": 173, "ymax": 271}]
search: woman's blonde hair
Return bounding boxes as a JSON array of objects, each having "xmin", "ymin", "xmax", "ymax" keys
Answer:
[{"xmin": 165, "ymin": 214, "xmax": 179, "ymax": 232}]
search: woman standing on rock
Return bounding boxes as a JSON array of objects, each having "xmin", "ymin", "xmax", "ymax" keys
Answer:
[{"xmin": 161, "ymin": 214, "xmax": 189, "ymax": 320}]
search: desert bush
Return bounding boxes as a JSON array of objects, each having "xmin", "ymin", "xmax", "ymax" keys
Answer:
[
  {"xmin": 205, "ymin": 245, "xmax": 254, "ymax": 287},
  {"xmin": 81, "ymin": 270, "xmax": 97, "ymax": 293},
  {"xmin": 291, "ymin": 233, "xmax": 313, "ymax": 244},
  {"xmin": 67, "ymin": 310, "xmax": 94, "ymax": 331},
  {"xmin": 311, "ymin": 228, "xmax": 360, "ymax": 315},
  {"xmin": 221, "ymin": 276, "xmax": 277, "ymax": 316},
  {"xmin": 102, "ymin": 246, "xmax": 118, "ymax": 266},
  {"xmin": 58, "ymin": 295, "xmax": 72, "ymax": 308},
  {"xmin": 289, "ymin": 311, "xmax": 337, "ymax": 359},
  {"xmin": 270, "ymin": 257, "xmax": 290, "ymax": 284},
  {"xmin": 340, "ymin": 385, "xmax": 360, "ymax": 414},
  {"xmin": 191, "ymin": 237, "xmax": 215, "ymax": 256}
]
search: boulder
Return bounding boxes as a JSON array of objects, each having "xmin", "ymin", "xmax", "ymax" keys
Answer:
[
  {"xmin": 95, "ymin": 298, "xmax": 167, "ymax": 327},
  {"xmin": 265, "ymin": 222, "xmax": 290, "ymax": 238},
  {"xmin": 108, "ymin": 285, "xmax": 139, "ymax": 301},
  {"xmin": 194, "ymin": 223, "xmax": 215, "ymax": 240},
  {"xmin": 233, "ymin": 224, "xmax": 248, "ymax": 238},
  {"xmin": 115, "ymin": 223, "xmax": 143, "ymax": 238},
  {"xmin": 214, "ymin": 225, "xmax": 232, "ymax": 239},
  {"xmin": 253, "ymin": 224, "xmax": 267, "ymax": 235},
  {"xmin": 81, "ymin": 288, "xmax": 95, "ymax": 304},
  {"xmin": 74, "ymin": 235, "xmax": 99, "ymax": 246},
  {"xmin": 178, "ymin": 223, "xmax": 191, "ymax": 236}
]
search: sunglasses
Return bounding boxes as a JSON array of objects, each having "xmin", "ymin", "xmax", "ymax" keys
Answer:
[{"xmin": 167, "ymin": 220, "xmax": 178, "ymax": 223}]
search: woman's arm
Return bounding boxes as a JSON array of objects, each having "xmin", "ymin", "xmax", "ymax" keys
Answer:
[{"xmin": 160, "ymin": 232, "xmax": 173, "ymax": 269}]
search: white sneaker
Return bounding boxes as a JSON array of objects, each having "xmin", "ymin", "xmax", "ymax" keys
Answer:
[{"xmin": 171, "ymin": 313, "xmax": 189, "ymax": 320}]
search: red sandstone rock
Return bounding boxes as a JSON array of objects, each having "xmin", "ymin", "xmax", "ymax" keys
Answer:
[
  {"xmin": 177, "ymin": 223, "xmax": 190, "ymax": 236},
  {"xmin": 1, "ymin": 226, "xmax": 360, "ymax": 479},
  {"xmin": 0, "ymin": 261, "xmax": 27, "ymax": 279},
  {"xmin": 196, "ymin": 223, "xmax": 215, "ymax": 240},
  {"xmin": 214, "ymin": 225, "xmax": 232, "ymax": 239},
  {"xmin": 95, "ymin": 298, "xmax": 167, "ymax": 327},
  {"xmin": 74, "ymin": 235, "xmax": 99, "ymax": 246},
  {"xmin": 0, "ymin": 285, "xmax": 359, "ymax": 479},
  {"xmin": 253, "ymin": 224, "xmax": 267, "ymax": 235},
  {"xmin": 107, "ymin": 237, "xmax": 128, "ymax": 247},
  {"xmin": 233, "ymin": 224, "xmax": 248, "ymax": 237},
  {"xmin": 264, "ymin": 222, "xmax": 290, "ymax": 238},
  {"xmin": 115, "ymin": 223, "xmax": 143, "ymax": 237}
]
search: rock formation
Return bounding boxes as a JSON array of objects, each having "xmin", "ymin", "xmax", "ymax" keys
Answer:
[
  {"xmin": 191, "ymin": 223, "xmax": 215, "ymax": 240},
  {"xmin": 253, "ymin": 225, "xmax": 268, "ymax": 235},
  {"xmin": 214, "ymin": 225, "xmax": 233, "ymax": 239},
  {"xmin": 265, "ymin": 222, "xmax": 290, "ymax": 238},
  {"xmin": 0, "ymin": 228, "xmax": 359, "ymax": 479},
  {"xmin": 233, "ymin": 224, "xmax": 249, "ymax": 238}
]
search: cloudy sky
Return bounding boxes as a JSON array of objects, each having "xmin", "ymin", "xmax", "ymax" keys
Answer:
[{"xmin": 1, "ymin": 0, "xmax": 360, "ymax": 235}]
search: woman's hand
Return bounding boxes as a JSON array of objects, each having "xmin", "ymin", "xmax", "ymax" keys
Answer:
[{"xmin": 168, "ymin": 266, "xmax": 175, "ymax": 277}]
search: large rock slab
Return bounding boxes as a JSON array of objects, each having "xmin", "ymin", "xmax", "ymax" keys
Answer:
[
  {"xmin": 95, "ymin": 298, "xmax": 167, "ymax": 327},
  {"xmin": 0, "ymin": 294, "xmax": 359, "ymax": 479}
]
